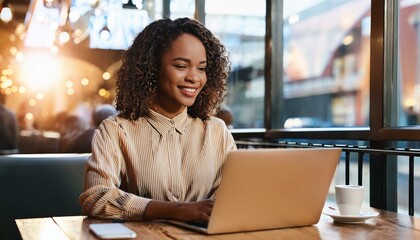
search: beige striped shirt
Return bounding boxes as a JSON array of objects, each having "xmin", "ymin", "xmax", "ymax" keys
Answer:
[{"xmin": 79, "ymin": 108, "xmax": 237, "ymax": 220}]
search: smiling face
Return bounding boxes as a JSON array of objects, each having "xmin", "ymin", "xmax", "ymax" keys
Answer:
[{"xmin": 153, "ymin": 33, "xmax": 207, "ymax": 118}]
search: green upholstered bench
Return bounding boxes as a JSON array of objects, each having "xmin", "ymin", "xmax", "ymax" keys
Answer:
[{"xmin": 0, "ymin": 154, "xmax": 90, "ymax": 240}]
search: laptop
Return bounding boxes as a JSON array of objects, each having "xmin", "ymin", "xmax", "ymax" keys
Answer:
[{"xmin": 166, "ymin": 147, "xmax": 342, "ymax": 234}]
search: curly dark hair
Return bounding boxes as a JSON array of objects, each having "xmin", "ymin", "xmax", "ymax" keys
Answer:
[{"xmin": 116, "ymin": 17, "xmax": 230, "ymax": 121}]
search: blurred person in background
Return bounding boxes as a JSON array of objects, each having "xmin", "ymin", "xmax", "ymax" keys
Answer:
[
  {"xmin": 0, "ymin": 93, "xmax": 19, "ymax": 152},
  {"xmin": 72, "ymin": 104, "xmax": 118, "ymax": 153},
  {"xmin": 215, "ymin": 105, "xmax": 234, "ymax": 129},
  {"xmin": 53, "ymin": 111, "xmax": 69, "ymax": 133},
  {"xmin": 58, "ymin": 115, "xmax": 88, "ymax": 152}
]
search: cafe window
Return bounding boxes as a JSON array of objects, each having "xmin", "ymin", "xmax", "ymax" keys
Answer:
[
  {"xmin": 274, "ymin": 0, "xmax": 371, "ymax": 129},
  {"xmin": 205, "ymin": 0, "xmax": 266, "ymax": 128},
  {"xmin": 393, "ymin": 0, "xmax": 420, "ymax": 215},
  {"xmin": 396, "ymin": 1, "xmax": 420, "ymax": 126},
  {"xmin": 170, "ymin": 0, "xmax": 195, "ymax": 19}
]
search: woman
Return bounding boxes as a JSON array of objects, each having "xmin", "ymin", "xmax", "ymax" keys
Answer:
[{"xmin": 79, "ymin": 18, "xmax": 236, "ymax": 223}]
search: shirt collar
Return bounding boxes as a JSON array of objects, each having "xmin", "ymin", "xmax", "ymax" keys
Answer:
[{"xmin": 146, "ymin": 108, "xmax": 188, "ymax": 136}]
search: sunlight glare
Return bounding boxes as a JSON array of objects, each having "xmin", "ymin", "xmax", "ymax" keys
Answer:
[{"xmin": 21, "ymin": 53, "xmax": 60, "ymax": 92}]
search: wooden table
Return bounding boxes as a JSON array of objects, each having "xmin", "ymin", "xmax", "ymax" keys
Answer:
[{"xmin": 16, "ymin": 206, "xmax": 420, "ymax": 240}]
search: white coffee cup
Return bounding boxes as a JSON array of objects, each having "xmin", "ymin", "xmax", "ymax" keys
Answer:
[{"xmin": 335, "ymin": 185, "xmax": 365, "ymax": 216}]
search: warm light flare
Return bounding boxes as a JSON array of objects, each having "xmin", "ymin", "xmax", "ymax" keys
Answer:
[
  {"xmin": 98, "ymin": 89, "xmax": 111, "ymax": 98},
  {"xmin": 36, "ymin": 92, "xmax": 45, "ymax": 100},
  {"xmin": 50, "ymin": 22, "xmax": 59, "ymax": 31},
  {"xmin": 1, "ymin": 78, "xmax": 13, "ymax": 89},
  {"xmin": 16, "ymin": 52, "xmax": 24, "ymax": 62},
  {"xmin": 29, "ymin": 99, "xmax": 36, "ymax": 106},
  {"xmin": 25, "ymin": 112, "xmax": 34, "ymax": 121},
  {"xmin": 102, "ymin": 72, "xmax": 111, "ymax": 80},
  {"xmin": 21, "ymin": 53, "xmax": 59, "ymax": 92},
  {"xmin": 342, "ymin": 35, "xmax": 354, "ymax": 46},
  {"xmin": 15, "ymin": 23, "xmax": 26, "ymax": 36},
  {"xmin": 18, "ymin": 86, "xmax": 26, "ymax": 94},
  {"xmin": 98, "ymin": 88, "xmax": 107, "ymax": 96},
  {"xmin": 9, "ymin": 34, "xmax": 16, "ymax": 42},
  {"xmin": 2, "ymin": 68, "xmax": 13, "ymax": 75},
  {"xmin": 59, "ymin": 31, "xmax": 71, "ymax": 44},
  {"xmin": 73, "ymin": 37, "xmax": 81, "ymax": 45},
  {"xmin": 0, "ymin": 6, "xmax": 13, "ymax": 23},
  {"xmin": 3, "ymin": 88, "xmax": 11, "ymax": 95},
  {"xmin": 67, "ymin": 88, "xmax": 75, "ymax": 95},
  {"xmin": 65, "ymin": 80, "xmax": 74, "ymax": 88},
  {"xmin": 51, "ymin": 45, "xmax": 59, "ymax": 54},
  {"xmin": 404, "ymin": 98, "xmax": 417, "ymax": 108},
  {"xmin": 10, "ymin": 47, "xmax": 18, "ymax": 55},
  {"xmin": 81, "ymin": 77, "xmax": 89, "ymax": 86}
]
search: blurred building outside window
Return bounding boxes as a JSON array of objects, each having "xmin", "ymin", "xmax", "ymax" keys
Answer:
[
  {"xmin": 398, "ymin": 0, "xmax": 420, "ymax": 126},
  {"xmin": 281, "ymin": 0, "xmax": 371, "ymax": 128}
]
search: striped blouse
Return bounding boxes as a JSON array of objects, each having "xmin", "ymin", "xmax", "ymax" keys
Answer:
[{"xmin": 79, "ymin": 108, "xmax": 237, "ymax": 220}]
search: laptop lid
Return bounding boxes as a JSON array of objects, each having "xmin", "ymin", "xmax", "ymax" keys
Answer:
[
  {"xmin": 205, "ymin": 147, "xmax": 341, "ymax": 234},
  {"xmin": 167, "ymin": 147, "xmax": 341, "ymax": 234}
]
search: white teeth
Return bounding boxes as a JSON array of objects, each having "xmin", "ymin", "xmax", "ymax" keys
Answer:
[{"xmin": 180, "ymin": 87, "xmax": 196, "ymax": 93}]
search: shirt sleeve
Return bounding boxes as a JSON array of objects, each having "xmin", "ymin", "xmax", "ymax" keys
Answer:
[{"xmin": 79, "ymin": 119, "xmax": 151, "ymax": 221}]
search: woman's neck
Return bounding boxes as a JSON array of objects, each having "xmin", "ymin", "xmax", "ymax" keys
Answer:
[{"xmin": 151, "ymin": 104, "xmax": 186, "ymax": 119}]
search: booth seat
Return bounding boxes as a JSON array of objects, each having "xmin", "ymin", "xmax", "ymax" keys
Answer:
[{"xmin": 0, "ymin": 153, "xmax": 90, "ymax": 240}]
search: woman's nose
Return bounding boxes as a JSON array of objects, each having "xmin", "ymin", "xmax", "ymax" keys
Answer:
[{"xmin": 186, "ymin": 69, "xmax": 201, "ymax": 82}]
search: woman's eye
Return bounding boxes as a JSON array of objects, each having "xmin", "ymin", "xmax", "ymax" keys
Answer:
[
  {"xmin": 198, "ymin": 67, "xmax": 207, "ymax": 72},
  {"xmin": 174, "ymin": 65, "xmax": 187, "ymax": 69}
]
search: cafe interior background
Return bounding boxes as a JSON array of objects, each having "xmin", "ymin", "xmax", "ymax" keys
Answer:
[{"xmin": 1, "ymin": 0, "xmax": 420, "ymax": 216}]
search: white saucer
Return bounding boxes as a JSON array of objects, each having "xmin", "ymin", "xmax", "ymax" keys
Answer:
[{"xmin": 323, "ymin": 211, "xmax": 379, "ymax": 223}]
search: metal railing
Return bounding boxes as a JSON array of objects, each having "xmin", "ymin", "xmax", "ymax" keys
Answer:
[{"xmin": 235, "ymin": 140, "xmax": 419, "ymax": 216}]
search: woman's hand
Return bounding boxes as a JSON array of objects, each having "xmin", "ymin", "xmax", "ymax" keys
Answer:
[
  {"xmin": 173, "ymin": 199, "xmax": 214, "ymax": 222},
  {"xmin": 144, "ymin": 199, "xmax": 214, "ymax": 222}
]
